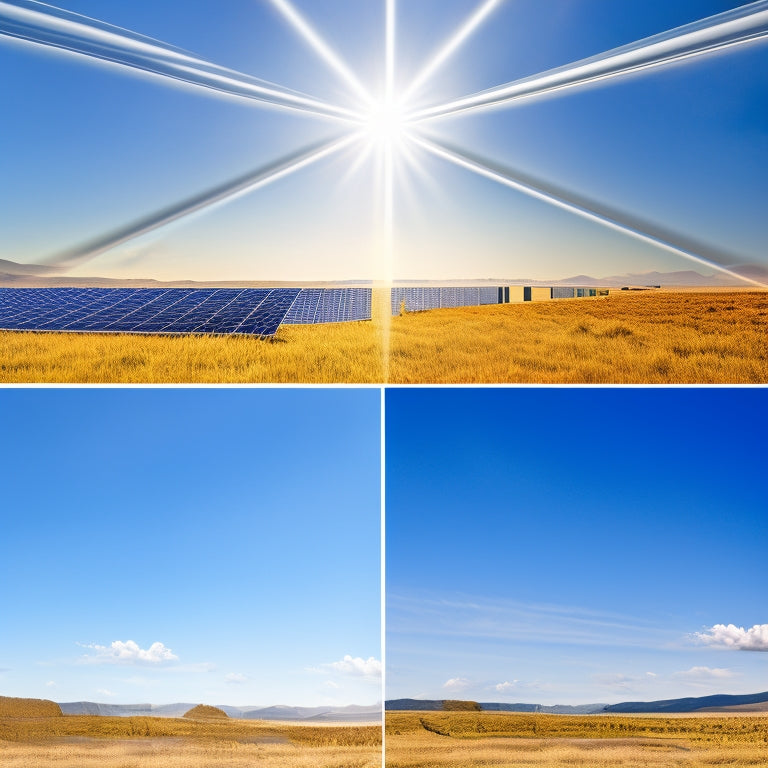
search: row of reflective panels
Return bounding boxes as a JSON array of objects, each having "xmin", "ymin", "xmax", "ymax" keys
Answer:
[
  {"xmin": 0, "ymin": 285, "xmax": 602, "ymax": 335},
  {"xmin": 390, "ymin": 287, "xmax": 500, "ymax": 315},
  {"xmin": 0, "ymin": 288, "xmax": 372, "ymax": 337}
]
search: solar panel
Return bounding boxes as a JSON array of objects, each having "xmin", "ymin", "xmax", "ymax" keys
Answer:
[
  {"xmin": 282, "ymin": 288, "xmax": 371, "ymax": 324},
  {"xmin": 0, "ymin": 288, "xmax": 301, "ymax": 337},
  {"xmin": 391, "ymin": 286, "xmax": 503, "ymax": 314}
]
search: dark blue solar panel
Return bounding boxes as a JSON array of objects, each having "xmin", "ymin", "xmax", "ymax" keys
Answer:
[{"xmin": 0, "ymin": 288, "xmax": 302, "ymax": 336}]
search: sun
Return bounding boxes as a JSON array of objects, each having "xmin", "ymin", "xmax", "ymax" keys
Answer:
[{"xmin": 363, "ymin": 99, "xmax": 408, "ymax": 146}]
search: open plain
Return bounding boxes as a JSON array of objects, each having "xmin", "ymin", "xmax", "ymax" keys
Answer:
[
  {"xmin": 0, "ymin": 290, "xmax": 765, "ymax": 383},
  {"xmin": 385, "ymin": 710, "xmax": 768, "ymax": 768},
  {"xmin": 0, "ymin": 712, "xmax": 381, "ymax": 768}
]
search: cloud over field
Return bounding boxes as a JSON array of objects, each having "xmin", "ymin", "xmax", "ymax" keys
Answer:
[
  {"xmin": 674, "ymin": 666, "xmax": 734, "ymax": 680},
  {"xmin": 694, "ymin": 624, "xmax": 768, "ymax": 651},
  {"xmin": 494, "ymin": 680, "xmax": 519, "ymax": 692},
  {"xmin": 443, "ymin": 677, "xmax": 470, "ymax": 691},
  {"xmin": 79, "ymin": 640, "xmax": 178, "ymax": 665},
  {"xmin": 327, "ymin": 655, "xmax": 382, "ymax": 679}
]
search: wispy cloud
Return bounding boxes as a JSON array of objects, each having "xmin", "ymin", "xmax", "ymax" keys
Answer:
[
  {"xmin": 494, "ymin": 680, "xmax": 519, "ymax": 692},
  {"xmin": 78, "ymin": 640, "xmax": 178, "ymax": 665},
  {"xmin": 97, "ymin": 688, "xmax": 117, "ymax": 697},
  {"xmin": 388, "ymin": 592, "xmax": 673, "ymax": 649},
  {"xmin": 224, "ymin": 672, "xmax": 248, "ymax": 685},
  {"xmin": 694, "ymin": 624, "xmax": 768, "ymax": 652},
  {"xmin": 674, "ymin": 666, "xmax": 734, "ymax": 680}
]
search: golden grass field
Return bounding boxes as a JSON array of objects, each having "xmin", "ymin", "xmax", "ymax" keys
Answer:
[
  {"xmin": 385, "ymin": 710, "xmax": 768, "ymax": 768},
  {"xmin": 0, "ymin": 290, "xmax": 765, "ymax": 383},
  {"xmin": 0, "ymin": 712, "xmax": 381, "ymax": 768}
]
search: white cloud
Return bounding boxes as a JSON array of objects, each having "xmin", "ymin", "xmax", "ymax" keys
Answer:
[
  {"xmin": 324, "ymin": 680, "xmax": 340, "ymax": 689},
  {"xmin": 443, "ymin": 677, "xmax": 470, "ymax": 692},
  {"xmin": 79, "ymin": 640, "xmax": 178, "ymax": 665},
  {"xmin": 494, "ymin": 680, "xmax": 519, "ymax": 692},
  {"xmin": 45, "ymin": 680, "xmax": 56, "ymax": 688},
  {"xmin": 225, "ymin": 673, "xmax": 248, "ymax": 685},
  {"xmin": 328, "ymin": 655, "xmax": 382, "ymax": 679},
  {"xmin": 674, "ymin": 666, "xmax": 734, "ymax": 680},
  {"xmin": 97, "ymin": 688, "xmax": 117, "ymax": 697},
  {"xmin": 694, "ymin": 624, "xmax": 768, "ymax": 651}
]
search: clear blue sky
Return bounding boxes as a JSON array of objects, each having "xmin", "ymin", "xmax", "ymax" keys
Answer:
[
  {"xmin": 1, "ymin": 0, "xmax": 766, "ymax": 282},
  {"xmin": 386, "ymin": 387, "xmax": 768, "ymax": 705},
  {"xmin": 0, "ymin": 388, "xmax": 381, "ymax": 707}
]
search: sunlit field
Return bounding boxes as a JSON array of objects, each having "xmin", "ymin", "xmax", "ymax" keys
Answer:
[
  {"xmin": 385, "ymin": 711, "xmax": 768, "ymax": 768},
  {"xmin": 0, "ymin": 290, "xmax": 765, "ymax": 383},
  {"xmin": 0, "ymin": 713, "xmax": 381, "ymax": 768}
]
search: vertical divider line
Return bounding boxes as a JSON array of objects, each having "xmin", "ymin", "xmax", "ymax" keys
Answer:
[{"xmin": 380, "ymin": 384, "xmax": 386, "ymax": 765}]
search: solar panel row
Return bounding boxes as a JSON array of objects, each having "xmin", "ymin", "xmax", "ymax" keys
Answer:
[
  {"xmin": 391, "ymin": 286, "xmax": 500, "ymax": 314},
  {"xmin": 282, "ymin": 288, "xmax": 371, "ymax": 324},
  {"xmin": 0, "ymin": 288, "xmax": 301, "ymax": 336}
]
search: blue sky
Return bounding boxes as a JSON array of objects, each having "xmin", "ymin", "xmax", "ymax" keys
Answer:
[
  {"xmin": 386, "ymin": 387, "xmax": 768, "ymax": 705},
  {"xmin": 1, "ymin": 0, "xmax": 766, "ymax": 282},
  {"xmin": 0, "ymin": 388, "xmax": 381, "ymax": 707}
]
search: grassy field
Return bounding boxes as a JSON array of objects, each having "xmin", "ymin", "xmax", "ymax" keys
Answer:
[
  {"xmin": 385, "ymin": 711, "xmax": 768, "ymax": 767},
  {"xmin": 0, "ymin": 290, "xmax": 765, "ymax": 383},
  {"xmin": 0, "ymin": 713, "xmax": 381, "ymax": 768}
]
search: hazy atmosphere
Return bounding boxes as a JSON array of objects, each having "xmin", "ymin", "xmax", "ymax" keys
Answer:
[
  {"xmin": 0, "ymin": 388, "xmax": 381, "ymax": 707},
  {"xmin": 386, "ymin": 387, "xmax": 768, "ymax": 705}
]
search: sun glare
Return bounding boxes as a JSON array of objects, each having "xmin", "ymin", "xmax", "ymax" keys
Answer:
[{"xmin": 364, "ymin": 100, "xmax": 408, "ymax": 145}]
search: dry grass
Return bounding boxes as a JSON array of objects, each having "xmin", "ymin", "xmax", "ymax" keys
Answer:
[
  {"xmin": 0, "ymin": 290, "xmax": 765, "ymax": 383},
  {"xmin": 0, "ymin": 714, "xmax": 381, "ymax": 768},
  {"xmin": 0, "ymin": 697, "xmax": 61, "ymax": 718},
  {"xmin": 385, "ymin": 711, "xmax": 768, "ymax": 767},
  {"xmin": 388, "ymin": 290, "xmax": 768, "ymax": 383},
  {"xmin": 182, "ymin": 704, "xmax": 228, "ymax": 719}
]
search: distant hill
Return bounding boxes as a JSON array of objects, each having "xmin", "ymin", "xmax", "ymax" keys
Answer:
[
  {"xmin": 603, "ymin": 691, "xmax": 768, "ymax": 714},
  {"xmin": 59, "ymin": 701, "xmax": 195, "ymax": 718},
  {"xmin": 59, "ymin": 700, "xmax": 380, "ymax": 721},
  {"xmin": 233, "ymin": 703, "xmax": 381, "ymax": 722},
  {"xmin": 388, "ymin": 691, "xmax": 768, "ymax": 715},
  {"xmin": 0, "ymin": 696, "xmax": 62, "ymax": 717},
  {"xmin": 3, "ymin": 256, "xmax": 763, "ymax": 289},
  {"xmin": 183, "ymin": 704, "xmax": 228, "ymax": 719},
  {"xmin": 385, "ymin": 699, "xmax": 604, "ymax": 714}
]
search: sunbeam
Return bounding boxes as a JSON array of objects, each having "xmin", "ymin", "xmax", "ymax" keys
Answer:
[
  {"xmin": 268, "ymin": 0, "xmax": 373, "ymax": 108},
  {"xmin": 43, "ymin": 134, "xmax": 361, "ymax": 270},
  {"xmin": 411, "ymin": 0, "xmax": 768, "ymax": 122},
  {"xmin": 410, "ymin": 134, "xmax": 767, "ymax": 288},
  {"xmin": 0, "ymin": 0, "xmax": 360, "ymax": 122},
  {"xmin": 402, "ymin": 0, "xmax": 504, "ymax": 104}
]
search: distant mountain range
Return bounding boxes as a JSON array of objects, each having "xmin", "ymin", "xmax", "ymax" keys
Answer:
[
  {"xmin": 1, "ymin": 258, "xmax": 765, "ymax": 288},
  {"xmin": 59, "ymin": 700, "xmax": 381, "ymax": 721},
  {"xmin": 386, "ymin": 690, "xmax": 768, "ymax": 715}
]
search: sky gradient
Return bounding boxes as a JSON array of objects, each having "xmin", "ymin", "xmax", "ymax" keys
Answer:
[
  {"xmin": 1, "ymin": 0, "xmax": 766, "ymax": 283},
  {"xmin": 0, "ymin": 388, "xmax": 381, "ymax": 707},
  {"xmin": 386, "ymin": 387, "xmax": 768, "ymax": 705}
]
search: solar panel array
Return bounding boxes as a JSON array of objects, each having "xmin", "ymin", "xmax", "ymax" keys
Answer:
[
  {"xmin": 391, "ymin": 286, "xmax": 499, "ymax": 314},
  {"xmin": 282, "ymin": 288, "xmax": 371, "ymax": 324},
  {"xmin": 0, "ymin": 287, "xmax": 301, "ymax": 336}
]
